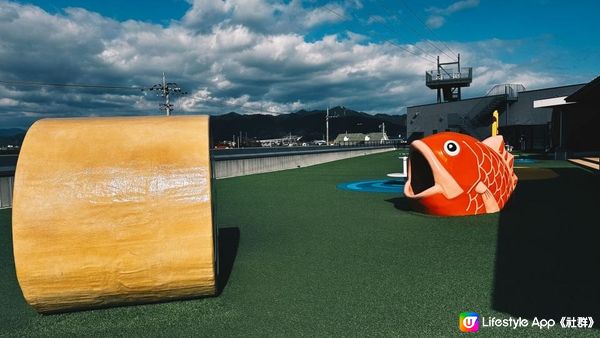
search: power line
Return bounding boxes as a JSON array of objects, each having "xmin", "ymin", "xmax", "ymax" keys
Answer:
[
  {"xmin": 321, "ymin": 5, "xmax": 438, "ymax": 64},
  {"xmin": 323, "ymin": 5, "xmax": 437, "ymax": 63},
  {"xmin": 360, "ymin": 2, "xmax": 442, "ymax": 62},
  {"xmin": 369, "ymin": 13, "xmax": 440, "ymax": 62},
  {"xmin": 373, "ymin": 1, "xmax": 457, "ymax": 62},
  {"xmin": 0, "ymin": 77, "xmax": 278, "ymax": 115},
  {"xmin": 0, "ymin": 79, "xmax": 142, "ymax": 90},
  {"xmin": 397, "ymin": 0, "xmax": 459, "ymax": 60},
  {"xmin": 0, "ymin": 77, "xmax": 191, "ymax": 116}
]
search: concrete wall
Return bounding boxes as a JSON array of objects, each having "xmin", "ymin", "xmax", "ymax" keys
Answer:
[
  {"xmin": 407, "ymin": 96, "xmax": 496, "ymax": 138},
  {"xmin": 0, "ymin": 147, "xmax": 396, "ymax": 208},
  {"xmin": 213, "ymin": 147, "xmax": 395, "ymax": 179}
]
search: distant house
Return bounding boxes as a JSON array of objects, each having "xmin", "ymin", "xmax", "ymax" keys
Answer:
[
  {"xmin": 333, "ymin": 131, "xmax": 390, "ymax": 145},
  {"xmin": 365, "ymin": 132, "xmax": 389, "ymax": 144},
  {"xmin": 333, "ymin": 133, "xmax": 366, "ymax": 145},
  {"xmin": 258, "ymin": 135, "xmax": 302, "ymax": 147}
]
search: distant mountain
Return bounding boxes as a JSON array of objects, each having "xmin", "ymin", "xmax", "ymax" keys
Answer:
[
  {"xmin": 0, "ymin": 108, "xmax": 407, "ymax": 147},
  {"xmin": 0, "ymin": 128, "xmax": 26, "ymax": 146},
  {"xmin": 210, "ymin": 106, "xmax": 406, "ymax": 143},
  {"xmin": 0, "ymin": 128, "xmax": 26, "ymax": 137}
]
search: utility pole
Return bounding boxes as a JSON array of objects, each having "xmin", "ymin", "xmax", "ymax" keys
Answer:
[
  {"xmin": 162, "ymin": 73, "xmax": 171, "ymax": 116},
  {"xmin": 326, "ymin": 107, "xmax": 329, "ymax": 145},
  {"xmin": 143, "ymin": 73, "xmax": 188, "ymax": 116},
  {"xmin": 325, "ymin": 107, "xmax": 338, "ymax": 145}
]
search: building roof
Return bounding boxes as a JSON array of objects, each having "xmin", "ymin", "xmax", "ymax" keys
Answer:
[
  {"xmin": 407, "ymin": 83, "xmax": 585, "ymax": 109},
  {"xmin": 566, "ymin": 75, "xmax": 600, "ymax": 103},
  {"xmin": 333, "ymin": 133, "xmax": 365, "ymax": 143},
  {"xmin": 365, "ymin": 132, "xmax": 388, "ymax": 141},
  {"xmin": 532, "ymin": 75, "xmax": 600, "ymax": 108}
]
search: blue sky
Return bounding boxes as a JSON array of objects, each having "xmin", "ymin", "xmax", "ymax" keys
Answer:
[{"xmin": 1, "ymin": 0, "xmax": 599, "ymax": 128}]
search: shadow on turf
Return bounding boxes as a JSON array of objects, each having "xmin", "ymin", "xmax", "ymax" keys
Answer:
[
  {"xmin": 217, "ymin": 227, "xmax": 240, "ymax": 295},
  {"xmin": 384, "ymin": 197, "xmax": 412, "ymax": 211},
  {"xmin": 493, "ymin": 168, "xmax": 600, "ymax": 324}
]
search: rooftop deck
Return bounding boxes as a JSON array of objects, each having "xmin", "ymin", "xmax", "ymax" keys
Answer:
[
  {"xmin": 1, "ymin": 152, "xmax": 598, "ymax": 336},
  {"xmin": 425, "ymin": 67, "xmax": 473, "ymax": 89}
]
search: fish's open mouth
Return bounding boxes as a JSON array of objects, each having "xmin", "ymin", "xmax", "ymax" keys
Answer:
[
  {"xmin": 409, "ymin": 148, "xmax": 435, "ymax": 194},
  {"xmin": 404, "ymin": 140, "xmax": 463, "ymax": 199}
]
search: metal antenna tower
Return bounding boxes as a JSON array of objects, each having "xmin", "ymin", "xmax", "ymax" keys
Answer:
[
  {"xmin": 144, "ymin": 73, "xmax": 188, "ymax": 116},
  {"xmin": 325, "ymin": 107, "xmax": 339, "ymax": 145},
  {"xmin": 425, "ymin": 54, "xmax": 472, "ymax": 103}
]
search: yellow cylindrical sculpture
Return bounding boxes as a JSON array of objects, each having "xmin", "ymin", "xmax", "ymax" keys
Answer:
[
  {"xmin": 492, "ymin": 110, "xmax": 499, "ymax": 136},
  {"xmin": 12, "ymin": 115, "xmax": 216, "ymax": 313}
]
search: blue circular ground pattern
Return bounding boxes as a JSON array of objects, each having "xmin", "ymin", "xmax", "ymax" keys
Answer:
[
  {"xmin": 514, "ymin": 158, "xmax": 538, "ymax": 164},
  {"xmin": 337, "ymin": 179, "xmax": 405, "ymax": 193}
]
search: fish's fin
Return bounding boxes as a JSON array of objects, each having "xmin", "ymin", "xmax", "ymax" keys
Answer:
[
  {"xmin": 483, "ymin": 134, "xmax": 516, "ymax": 177},
  {"xmin": 476, "ymin": 182, "xmax": 500, "ymax": 213},
  {"xmin": 482, "ymin": 135, "xmax": 505, "ymax": 154}
]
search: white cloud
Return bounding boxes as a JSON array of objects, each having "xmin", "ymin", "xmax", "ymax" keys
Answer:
[
  {"xmin": 0, "ymin": 0, "xmax": 574, "ymax": 128},
  {"xmin": 180, "ymin": 0, "xmax": 229, "ymax": 32},
  {"xmin": 426, "ymin": 15, "xmax": 445, "ymax": 29},
  {"xmin": 181, "ymin": 0, "xmax": 346, "ymax": 34},
  {"xmin": 428, "ymin": 0, "xmax": 480, "ymax": 15},
  {"xmin": 303, "ymin": 4, "xmax": 346, "ymax": 28},
  {"xmin": 0, "ymin": 98, "xmax": 18, "ymax": 106},
  {"xmin": 367, "ymin": 15, "xmax": 385, "ymax": 25},
  {"xmin": 426, "ymin": 0, "xmax": 480, "ymax": 29}
]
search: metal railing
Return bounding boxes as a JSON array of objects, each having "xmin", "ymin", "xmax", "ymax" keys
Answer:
[
  {"xmin": 449, "ymin": 84, "xmax": 526, "ymax": 138},
  {"xmin": 486, "ymin": 84, "xmax": 525, "ymax": 100},
  {"xmin": 426, "ymin": 67, "xmax": 472, "ymax": 85}
]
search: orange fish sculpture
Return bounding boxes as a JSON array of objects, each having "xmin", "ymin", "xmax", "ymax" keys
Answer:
[{"xmin": 404, "ymin": 132, "xmax": 518, "ymax": 216}]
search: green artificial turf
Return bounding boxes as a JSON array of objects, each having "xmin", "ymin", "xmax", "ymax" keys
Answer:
[{"xmin": 1, "ymin": 152, "xmax": 598, "ymax": 337}]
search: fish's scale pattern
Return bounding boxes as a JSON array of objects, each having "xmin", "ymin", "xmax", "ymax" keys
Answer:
[{"xmin": 462, "ymin": 140, "xmax": 515, "ymax": 214}]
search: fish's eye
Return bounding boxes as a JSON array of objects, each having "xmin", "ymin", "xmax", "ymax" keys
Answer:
[{"xmin": 443, "ymin": 140, "xmax": 460, "ymax": 156}]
